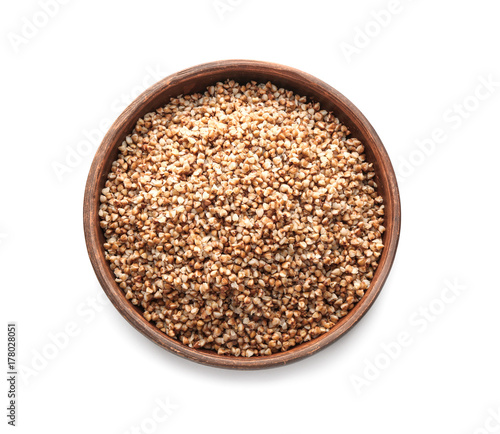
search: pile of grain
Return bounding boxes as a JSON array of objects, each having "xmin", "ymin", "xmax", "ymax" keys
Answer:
[{"xmin": 99, "ymin": 80, "xmax": 385, "ymax": 357}]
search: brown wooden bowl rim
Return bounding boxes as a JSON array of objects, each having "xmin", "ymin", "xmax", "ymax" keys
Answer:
[{"xmin": 83, "ymin": 59, "xmax": 401, "ymax": 370}]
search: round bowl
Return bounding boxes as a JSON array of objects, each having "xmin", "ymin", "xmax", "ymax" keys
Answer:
[{"xmin": 83, "ymin": 60, "xmax": 401, "ymax": 369}]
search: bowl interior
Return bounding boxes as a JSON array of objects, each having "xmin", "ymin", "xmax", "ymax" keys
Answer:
[{"xmin": 84, "ymin": 60, "xmax": 400, "ymax": 369}]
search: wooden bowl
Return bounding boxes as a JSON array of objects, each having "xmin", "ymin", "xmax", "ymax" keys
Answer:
[{"xmin": 84, "ymin": 60, "xmax": 401, "ymax": 369}]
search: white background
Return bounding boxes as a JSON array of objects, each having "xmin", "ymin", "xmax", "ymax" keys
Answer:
[{"xmin": 2, "ymin": 1, "xmax": 500, "ymax": 433}]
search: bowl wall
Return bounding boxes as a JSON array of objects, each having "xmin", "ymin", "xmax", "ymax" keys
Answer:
[{"xmin": 84, "ymin": 60, "xmax": 401, "ymax": 369}]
